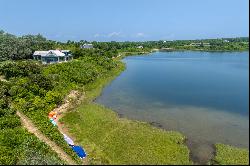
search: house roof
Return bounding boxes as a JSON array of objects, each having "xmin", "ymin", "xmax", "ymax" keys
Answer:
[
  {"xmin": 61, "ymin": 50, "xmax": 71, "ymax": 52},
  {"xmin": 33, "ymin": 50, "xmax": 66, "ymax": 57},
  {"xmin": 48, "ymin": 50, "xmax": 65, "ymax": 56},
  {"xmin": 33, "ymin": 51, "xmax": 49, "ymax": 56}
]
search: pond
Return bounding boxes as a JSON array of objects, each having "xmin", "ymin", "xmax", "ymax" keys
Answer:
[{"xmin": 95, "ymin": 51, "xmax": 249, "ymax": 162}]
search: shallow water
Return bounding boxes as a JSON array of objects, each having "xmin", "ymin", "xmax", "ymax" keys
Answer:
[{"xmin": 96, "ymin": 51, "xmax": 249, "ymax": 163}]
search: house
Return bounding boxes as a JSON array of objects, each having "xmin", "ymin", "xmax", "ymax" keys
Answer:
[
  {"xmin": 33, "ymin": 50, "xmax": 73, "ymax": 64},
  {"xmin": 80, "ymin": 43, "xmax": 93, "ymax": 49},
  {"xmin": 137, "ymin": 45, "xmax": 143, "ymax": 49},
  {"xmin": 189, "ymin": 42, "xmax": 210, "ymax": 47}
]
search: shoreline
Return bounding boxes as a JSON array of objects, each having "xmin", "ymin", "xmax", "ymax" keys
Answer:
[
  {"xmin": 61, "ymin": 61, "xmax": 193, "ymax": 164},
  {"xmin": 158, "ymin": 48, "xmax": 249, "ymax": 52},
  {"xmin": 61, "ymin": 51, "xmax": 249, "ymax": 165},
  {"xmin": 82, "ymin": 57, "xmax": 210, "ymax": 163}
]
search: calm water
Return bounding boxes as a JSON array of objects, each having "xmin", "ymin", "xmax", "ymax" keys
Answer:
[{"xmin": 96, "ymin": 51, "xmax": 249, "ymax": 162}]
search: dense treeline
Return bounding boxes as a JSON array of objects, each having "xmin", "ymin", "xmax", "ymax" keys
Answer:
[
  {"xmin": 0, "ymin": 30, "xmax": 56, "ymax": 61},
  {"xmin": 1, "ymin": 30, "xmax": 248, "ymax": 62},
  {"xmin": 76, "ymin": 38, "xmax": 249, "ymax": 52}
]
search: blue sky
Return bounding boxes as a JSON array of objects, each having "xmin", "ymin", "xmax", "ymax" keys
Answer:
[{"xmin": 0, "ymin": 0, "xmax": 249, "ymax": 42}]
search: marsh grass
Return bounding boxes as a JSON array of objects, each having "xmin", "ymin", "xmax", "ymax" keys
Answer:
[{"xmin": 211, "ymin": 144, "xmax": 249, "ymax": 165}]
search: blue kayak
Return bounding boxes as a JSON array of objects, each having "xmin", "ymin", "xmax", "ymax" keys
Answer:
[{"xmin": 71, "ymin": 145, "xmax": 87, "ymax": 159}]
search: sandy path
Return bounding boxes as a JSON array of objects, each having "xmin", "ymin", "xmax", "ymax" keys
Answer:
[
  {"xmin": 53, "ymin": 90, "xmax": 88, "ymax": 165},
  {"xmin": 16, "ymin": 111, "xmax": 76, "ymax": 165},
  {"xmin": 53, "ymin": 90, "xmax": 83, "ymax": 135}
]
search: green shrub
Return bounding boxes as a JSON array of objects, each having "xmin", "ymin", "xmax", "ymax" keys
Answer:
[
  {"xmin": 1, "ymin": 56, "xmax": 119, "ymax": 164},
  {"xmin": 0, "ymin": 108, "xmax": 15, "ymax": 117},
  {"xmin": 0, "ymin": 61, "xmax": 42, "ymax": 79},
  {"xmin": 0, "ymin": 127, "xmax": 64, "ymax": 165},
  {"xmin": 0, "ymin": 115, "xmax": 21, "ymax": 129}
]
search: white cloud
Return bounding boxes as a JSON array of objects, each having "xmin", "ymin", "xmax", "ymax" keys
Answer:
[
  {"xmin": 94, "ymin": 33, "xmax": 100, "ymax": 38},
  {"xmin": 93, "ymin": 32, "xmax": 125, "ymax": 38},
  {"xmin": 135, "ymin": 32, "xmax": 145, "ymax": 37},
  {"xmin": 107, "ymin": 32, "xmax": 122, "ymax": 37}
]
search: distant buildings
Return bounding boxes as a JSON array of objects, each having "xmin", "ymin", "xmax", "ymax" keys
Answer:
[
  {"xmin": 137, "ymin": 45, "xmax": 143, "ymax": 49},
  {"xmin": 161, "ymin": 47, "xmax": 173, "ymax": 50},
  {"xmin": 33, "ymin": 50, "xmax": 73, "ymax": 64},
  {"xmin": 189, "ymin": 42, "xmax": 210, "ymax": 47},
  {"xmin": 80, "ymin": 43, "xmax": 93, "ymax": 49}
]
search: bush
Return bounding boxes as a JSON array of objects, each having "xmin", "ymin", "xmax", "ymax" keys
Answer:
[
  {"xmin": 0, "ymin": 61, "xmax": 42, "ymax": 79},
  {"xmin": 0, "ymin": 108, "xmax": 15, "ymax": 117},
  {"xmin": 0, "ymin": 128, "xmax": 64, "ymax": 165},
  {"xmin": 1, "ymin": 56, "xmax": 119, "ymax": 164},
  {"xmin": 0, "ymin": 115, "xmax": 21, "ymax": 129}
]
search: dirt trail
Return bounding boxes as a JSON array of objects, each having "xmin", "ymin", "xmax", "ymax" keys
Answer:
[
  {"xmin": 53, "ymin": 90, "xmax": 88, "ymax": 165},
  {"xmin": 53, "ymin": 90, "xmax": 84, "ymax": 136},
  {"xmin": 16, "ymin": 111, "xmax": 76, "ymax": 165}
]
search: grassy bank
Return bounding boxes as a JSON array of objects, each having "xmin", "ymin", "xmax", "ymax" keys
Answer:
[
  {"xmin": 211, "ymin": 144, "xmax": 249, "ymax": 165},
  {"xmin": 61, "ymin": 61, "xmax": 192, "ymax": 165}
]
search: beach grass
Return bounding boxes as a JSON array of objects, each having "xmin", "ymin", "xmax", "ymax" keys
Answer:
[{"xmin": 63, "ymin": 103, "xmax": 192, "ymax": 165}]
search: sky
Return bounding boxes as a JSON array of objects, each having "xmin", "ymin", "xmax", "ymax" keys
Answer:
[{"xmin": 0, "ymin": 0, "xmax": 249, "ymax": 42}]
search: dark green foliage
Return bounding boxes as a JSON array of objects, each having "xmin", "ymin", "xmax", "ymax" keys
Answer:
[
  {"xmin": 0, "ymin": 31, "xmax": 55, "ymax": 61},
  {"xmin": 0, "ymin": 108, "xmax": 15, "ymax": 117},
  {"xmin": 0, "ymin": 96, "xmax": 9, "ymax": 109},
  {"xmin": 44, "ymin": 61, "xmax": 98, "ymax": 85},
  {"xmin": 29, "ymin": 74, "xmax": 54, "ymax": 91},
  {"xmin": 1, "ymin": 53, "xmax": 119, "ymax": 164},
  {"xmin": 0, "ymin": 81, "xmax": 11, "ymax": 109},
  {"xmin": 0, "ymin": 80, "xmax": 64, "ymax": 164},
  {"xmin": 0, "ymin": 115, "xmax": 21, "ymax": 129},
  {"xmin": 43, "ymin": 56, "xmax": 116, "ymax": 85},
  {"xmin": 0, "ymin": 127, "xmax": 64, "ymax": 165},
  {"xmin": 8, "ymin": 77, "xmax": 53, "ymax": 100},
  {"xmin": 0, "ymin": 61, "xmax": 42, "ymax": 79}
]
